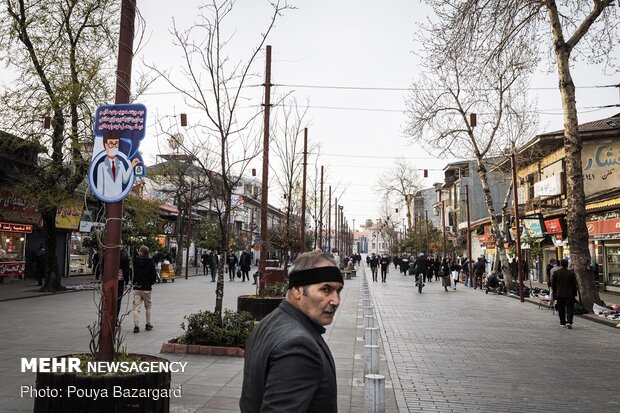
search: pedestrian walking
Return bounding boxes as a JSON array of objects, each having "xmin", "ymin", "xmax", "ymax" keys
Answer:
[
  {"xmin": 227, "ymin": 252, "xmax": 238, "ymax": 281},
  {"xmin": 369, "ymin": 253, "xmax": 379, "ymax": 282},
  {"xmin": 473, "ymin": 257, "xmax": 485, "ymax": 290},
  {"xmin": 379, "ymin": 255, "xmax": 389, "ymax": 283},
  {"xmin": 551, "ymin": 259, "xmax": 578, "ymax": 329},
  {"xmin": 240, "ymin": 251, "xmax": 343, "ymax": 412},
  {"xmin": 239, "ymin": 250, "xmax": 252, "ymax": 282},
  {"xmin": 440, "ymin": 257, "xmax": 451, "ymax": 291},
  {"xmin": 35, "ymin": 243, "xmax": 46, "ymax": 286},
  {"xmin": 117, "ymin": 248, "xmax": 131, "ymax": 317},
  {"xmin": 451, "ymin": 259, "xmax": 460, "ymax": 290},
  {"xmin": 209, "ymin": 251, "xmax": 218, "ymax": 282},
  {"xmin": 131, "ymin": 246, "xmax": 157, "ymax": 333},
  {"xmin": 201, "ymin": 251, "xmax": 209, "ymax": 275},
  {"xmin": 92, "ymin": 250, "xmax": 101, "ymax": 281}
]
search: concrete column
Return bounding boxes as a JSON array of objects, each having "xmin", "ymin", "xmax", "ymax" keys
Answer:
[
  {"xmin": 364, "ymin": 344, "xmax": 379, "ymax": 376},
  {"xmin": 364, "ymin": 374, "xmax": 385, "ymax": 413},
  {"xmin": 364, "ymin": 327, "xmax": 378, "ymax": 345}
]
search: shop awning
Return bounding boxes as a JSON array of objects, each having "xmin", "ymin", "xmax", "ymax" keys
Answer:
[{"xmin": 586, "ymin": 197, "xmax": 620, "ymax": 211}]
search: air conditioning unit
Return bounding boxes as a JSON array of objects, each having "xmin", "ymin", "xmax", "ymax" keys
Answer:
[{"xmin": 446, "ymin": 225, "xmax": 453, "ymax": 233}]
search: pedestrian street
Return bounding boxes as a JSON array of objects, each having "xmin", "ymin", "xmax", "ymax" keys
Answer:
[{"xmin": 363, "ymin": 264, "xmax": 620, "ymax": 413}]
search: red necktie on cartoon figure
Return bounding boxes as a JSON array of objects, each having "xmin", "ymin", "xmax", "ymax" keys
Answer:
[{"xmin": 112, "ymin": 160, "xmax": 116, "ymax": 180}]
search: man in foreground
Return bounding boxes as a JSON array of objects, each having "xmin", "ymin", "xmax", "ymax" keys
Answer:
[{"xmin": 240, "ymin": 251, "xmax": 344, "ymax": 412}]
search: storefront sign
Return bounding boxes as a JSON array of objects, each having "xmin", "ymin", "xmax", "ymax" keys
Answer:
[
  {"xmin": 586, "ymin": 211, "xmax": 620, "ymax": 240},
  {"xmin": 544, "ymin": 218, "xmax": 563, "ymax": 235},
  {"xmin": 0, "ymin": 261, "xmax": 25, "ymax": 277},
  {"xmin": 522, "ymin": 217, "xmax": 544, "ymax": 238},
  {"xmin": 55, "ymin": 199, "xmax": 84, "ymax": 230},
  {"xmin": 534, "ymin": 174, "xmax": 563, "ymax": 197},
  {"xmin": 0, "ymin": 222, "xmax": 32, "ymax": 233},
  {"xmin": 583, "ymin": 141, "xmax": 620, "ymax": 197},
  {"xmin": 0, "ymin": 190, "xmax": 41, "ymax": 226}
]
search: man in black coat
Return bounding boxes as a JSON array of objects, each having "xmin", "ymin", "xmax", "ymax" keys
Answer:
[
  {"xmin": 239, "ymin": 250, "xmax": 252, "ymax": 282},
  {"xmin": 131, "ymin": 246, "xmax": 157, "ymax": 333},
  {"xmin": 240, "ymin": 251, "xmax": 343, "ymax": 413},
  {"xmin": 551, "ymin": 259, "xmax": 578, "ymax": 329}
]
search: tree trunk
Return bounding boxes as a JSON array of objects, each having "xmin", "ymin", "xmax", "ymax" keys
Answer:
[
  {"xmin": 40, "ymin": 207, "xmax": 63, "ymax": 292},
  {"xmin": 554, "ymin": 46, "xmax": 601, "ymax": 312},
  {"xmin": 474, "ymin": 157, "xmax": 513, "ymax": 287}
]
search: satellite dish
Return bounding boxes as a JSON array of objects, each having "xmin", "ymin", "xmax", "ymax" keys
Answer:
[{"xmin": 169, "ymin": 132, "xmax": 184, "ymax": 150}]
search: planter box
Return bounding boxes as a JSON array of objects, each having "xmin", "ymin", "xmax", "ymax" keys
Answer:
[
  {"xmin": 237, "ymin": 295, "xmax": 284, "ymax": 320},
  {"xmin": 33, "ymin": 354, "xmax": 171, "ymax": 413},
  {"xmin": 160, "ymin": 340, "xmax": 244, "ymax": 357}
]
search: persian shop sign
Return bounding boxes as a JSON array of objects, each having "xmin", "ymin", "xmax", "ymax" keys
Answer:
[
  {"xmin": 534, "ymin": 174, "xmax": 562, "ymax": 198},
  {"xmin": 583, "ymin": 142, "xmax": 620, "ymax": 197},
  {"xmin": 0, "ymin": 222, "xmax": 33, "ymax": 233},
  {"xmin": 587, "ymin": 210, "xmax": 620, "ymax": 239}
]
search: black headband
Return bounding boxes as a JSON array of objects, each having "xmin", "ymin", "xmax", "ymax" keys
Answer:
[{"xmin": 288, "ymin": 266, "xmax": 344, "ymax": 289}]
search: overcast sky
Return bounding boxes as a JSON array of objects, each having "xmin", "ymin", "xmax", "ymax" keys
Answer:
[{"xmin": 135, "ymin": 0, "xmax": 620, "ymax": 231}]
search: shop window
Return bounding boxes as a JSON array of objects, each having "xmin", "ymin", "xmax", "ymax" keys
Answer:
[
  {"xmin": 606, "ymin": 246, "xmax": 620, "ymax": 287},
  {"xmin": 0, "ymin": 232, "xmax": 25, "ymax": 261}
]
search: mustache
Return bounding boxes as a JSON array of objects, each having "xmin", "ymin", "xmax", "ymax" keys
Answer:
[{"xmin": 323, "ymin": 306, "xmax": 337, "ymax": 314}]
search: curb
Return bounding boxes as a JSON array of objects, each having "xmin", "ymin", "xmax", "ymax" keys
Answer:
[{"xmin": 160, "ymin": 341, "xmax": 245, "ymax": 357}]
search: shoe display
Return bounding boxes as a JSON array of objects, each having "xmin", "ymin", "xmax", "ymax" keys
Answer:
[
  {"xmin": 133, "ymin": 326, "xmax": 140, "ymax": 333},
  {"xmin": 145, "ymin": 324, "xmax": 153, "ymax": 331}
]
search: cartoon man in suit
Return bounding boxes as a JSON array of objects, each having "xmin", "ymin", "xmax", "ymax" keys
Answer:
[{"xmin": 90, "ymin": 133, "xmax": 140, "ymax": 202}]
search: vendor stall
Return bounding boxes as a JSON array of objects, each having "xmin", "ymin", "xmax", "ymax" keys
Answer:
[{"xmin": 0, "ymin": 221, "xmax": 32, "ymax": 280}]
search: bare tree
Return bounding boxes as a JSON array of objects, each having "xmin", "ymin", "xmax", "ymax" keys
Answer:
[
  {"xmin": 376, "ymin": 158, "xmax": 424, "ymax": 235},
  {"xmin": 404, "ymin": 11, "xmax": 537, "ymax": 284},
  {"xmin": 146, "ymin": 0, "xmax": 290, "ymax": 319},
  {"xmin": 422, "ymin": 0, "xmax": 616, "ymax": 311},
  {"xmin": 0, "ymin": 0, "xmax": 120, "ymax": 291},
  {"xmin": 270, "ymin": 98, "xmax": 315, "ymax": 269}
]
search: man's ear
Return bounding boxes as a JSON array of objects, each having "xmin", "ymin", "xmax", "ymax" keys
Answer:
[{"xmin": 289, "ymin": 286, "xmax": 302, "ymax": 301}]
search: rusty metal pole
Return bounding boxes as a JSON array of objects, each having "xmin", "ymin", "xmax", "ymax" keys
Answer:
[
  {"xmin": 300, "ymin": 128, "xmax": 307, "ymax": 252},
  {"xmin": 441, "ymin": 201, "xmax": 446, "ymax": 259},
  {"xmin": 334, "ymin": 198, "xmax": 338, "ymax": 253},
  {"xmin": 185, "ymin": 181, "xmax": 193, "ymax": 279},
  {"xmin": 327, "ymin": 186, "xmax": 332, "ymax": 252},
  {"xmin": 425, "ymin": 210, "xmax": 429, "ymax": 251},
  {"xmin": 466, "ymin": 184, "xmax": 474, "ymax": 282},
  {"xmin": 99, "ymin": 0, "xmax": 136, "ymax": 362},
  {"xmin": 319, "ymin": 166, "xmax": 324, "ymax": 250},
  {"xmin": 511, "ymin": 153, "xmax": 525, "ymax": 302},
  {"xmin": 259, "ymin": 45, "xmax": 272, "ymax": 295}
]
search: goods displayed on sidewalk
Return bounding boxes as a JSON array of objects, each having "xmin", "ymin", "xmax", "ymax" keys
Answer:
[{"xmin": 593, "ymin": 303, "xmax": 620, "ymax": 321}]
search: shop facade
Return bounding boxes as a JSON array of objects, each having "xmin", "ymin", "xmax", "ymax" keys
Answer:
[{"xmin": 587, "ymin": 209, "xmax": 620, "ymax": 293}]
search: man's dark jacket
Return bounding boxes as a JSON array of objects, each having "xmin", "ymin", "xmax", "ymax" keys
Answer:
[
  {"xmin": 132, "ymin": 256, "xmax": 157, "ymax": 291},
  {"xmin": 551, "ymin": 267, "xmax": 577, "ymax": 298},
  {"xmin": 240, "ymin": 301, "xmax": 337, "ymax": 413}
]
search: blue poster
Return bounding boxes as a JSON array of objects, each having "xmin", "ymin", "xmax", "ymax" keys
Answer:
[{"xmin": 88, "ymin": 104, "xmax": 147, "ymax": 203}]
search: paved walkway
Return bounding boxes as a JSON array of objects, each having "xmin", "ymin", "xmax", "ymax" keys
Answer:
[
  {"xmin": 365, "ymin": 265, "xmax": 620, "ymax": 413},
  {"xmin": 0, "ymin": 266, "xmax": 395, "ymax": 412},
  {"xmin": 1, "ymin": 263, "xmax": 619, "ymax": 412}
]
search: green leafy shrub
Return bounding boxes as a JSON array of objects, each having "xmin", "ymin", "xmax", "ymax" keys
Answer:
[
  {"xmin": 178, "ymin": 309, "xmax": 255, "ymax": 348},
  {"xmin": 264, "ymin": 282, "xmax": 287, "ymax": 297}
]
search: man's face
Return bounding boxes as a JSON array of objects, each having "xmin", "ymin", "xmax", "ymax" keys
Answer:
[
  {"xmin": 294, "ymin": 281, "xmax": 343, "ymax": 326},
  {"xmin": 104, "ymin": 138, "xmax": 120, "ymax": 158}
]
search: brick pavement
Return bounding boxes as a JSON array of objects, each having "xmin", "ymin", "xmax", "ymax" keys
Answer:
[
  {"xmin": 0, "ymin": 265, "xmax": 397, "ymax": 412},
  {"xmin": 367, "ymin": 267, "xmax": 620, "ymax": 413},
  {"xmin": 1, "ymin": 262, "xmax": 619, "ymax": 412}
]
